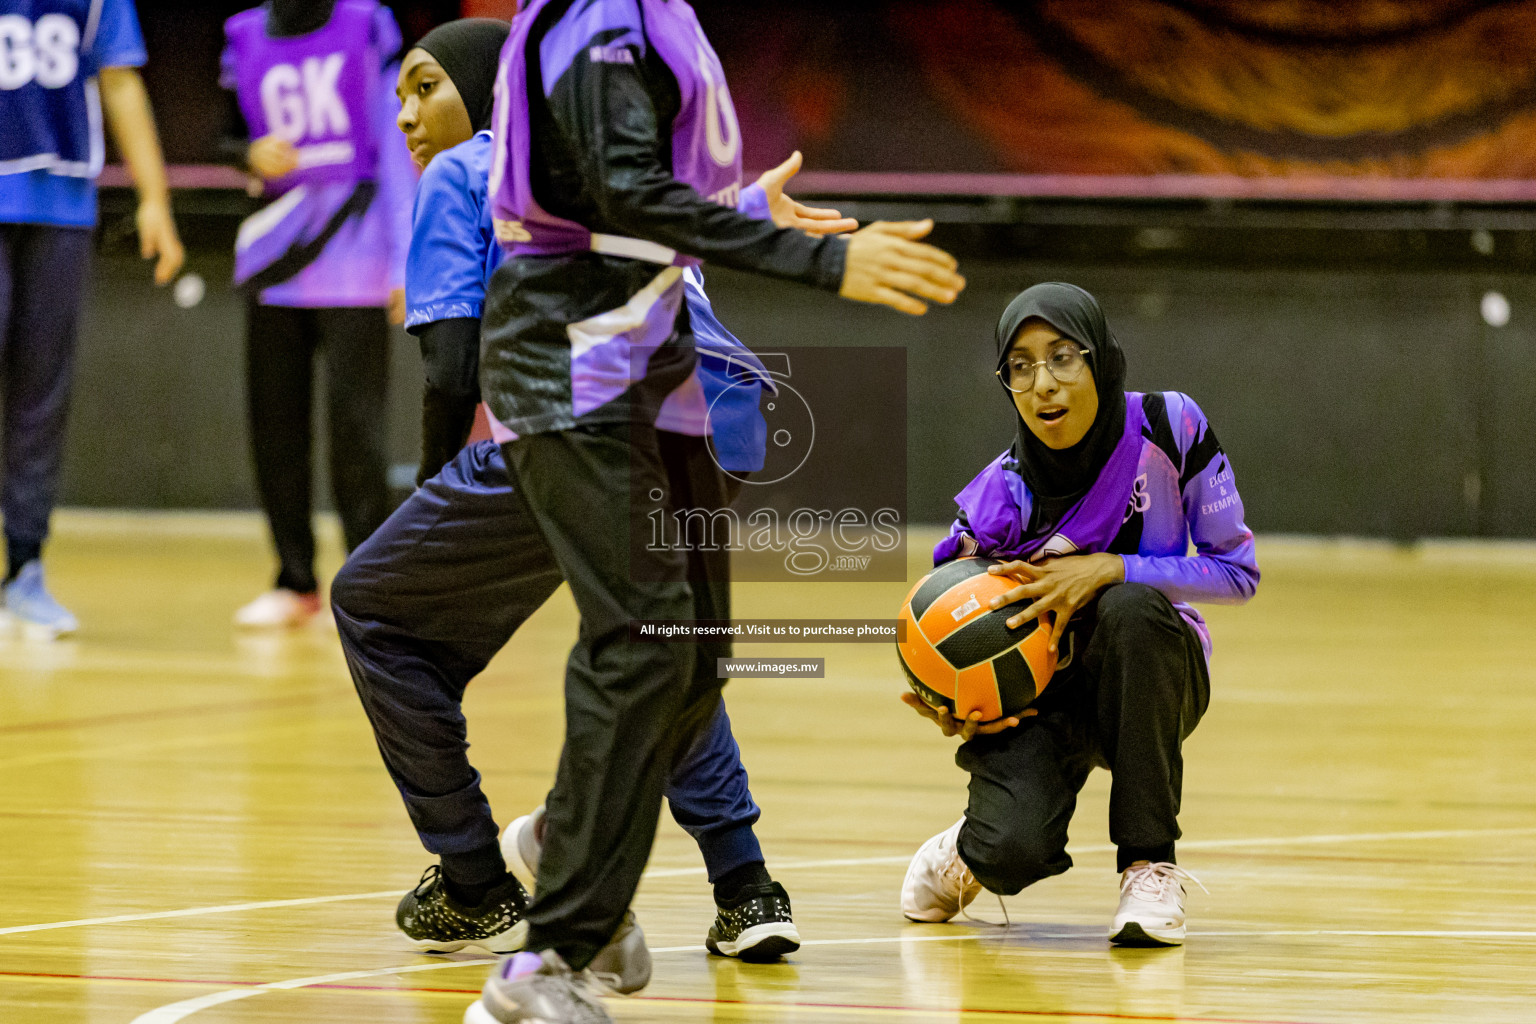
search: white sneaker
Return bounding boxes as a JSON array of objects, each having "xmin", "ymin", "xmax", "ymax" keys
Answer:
[
  {"xmin": 502, "ymin": 805, "xmax": 546, "ymax": 893},
  {"xmin": 1110, "ymin": 862, "xmax": 1206, "ymax": 946},
  {"xmin": 901, "ymin": 819, "xmax": 982, "ymax": 923},
  {"xmin": 233, "ymin": 589, "xmax": 321, "ymax": 629},
  {"xmin": 3, "ymin": 560, "xmax": 78, "ymax": 637}
]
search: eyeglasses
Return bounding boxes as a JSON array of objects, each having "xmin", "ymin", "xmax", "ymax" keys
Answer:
[{"xmin": 996, "ymin": 345, "xmax": 1092, "ymax": 393}]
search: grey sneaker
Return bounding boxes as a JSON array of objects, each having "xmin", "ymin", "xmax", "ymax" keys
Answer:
[
  {"xmin": 589, "ymin": 911, "xmax": 651, "ymax": 994},
  {"xmin": 464, "ymin": 949, "xmax": 613, "ymax": 1024},
  {"xmin": 502, "ymin": 806, "xmax": 650, "ymax": 991},
  {"xmin": 502, "ymin": 805, "xmax": 545, "ymax": 892}
]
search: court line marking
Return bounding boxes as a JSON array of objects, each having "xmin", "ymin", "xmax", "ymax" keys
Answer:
[
  {"xmin": 0, "ymin": 717, "xmax": 364, "ymax": 771},
  {"xmin": 41, "ymin": 920, "xmax": 1536, "ymax": 1024},
  {"xmin": 120, "ymin": 936, "xmax": 983, "ymax": 1024},
  {"xmin": 0, "ymin": 891, "xmax": 404, "ymax": 937},
  {"xmin": 126, "ymin": 960, "xmax": 479, "ymax": 1024},
  {"xmin": 17, "ymin": 922, "xmax": 1536, "ymax": 992},
  {"xmin": 0, "ymin": 865, "xmax": 719, "ymax": 937},
  {"xmin": 9, "ymin": 824, "xmax": 1536, "ymax": 938},
  {"xmin": 124, "ymin": 930, "xmax": 1361, "ymax": 1024}
]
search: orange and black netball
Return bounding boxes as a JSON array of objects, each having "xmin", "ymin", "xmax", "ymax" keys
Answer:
[{"xmin": 897, "ymin": 557, "xmax": 1057, "ymax": 723}]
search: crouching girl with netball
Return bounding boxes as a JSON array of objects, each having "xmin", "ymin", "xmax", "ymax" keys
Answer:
[{"xmin": 900, "ymin": 282, "xmax": 1258, "ymax": 945}]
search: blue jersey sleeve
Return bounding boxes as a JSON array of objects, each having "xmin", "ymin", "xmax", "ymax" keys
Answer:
[
  {"xmin": 90, "ymin": 0, "xmax": 148, "ymax": 71},
  {"xmin": 405, "ymin": 138, "xmax": 496, "ymax": 332}
]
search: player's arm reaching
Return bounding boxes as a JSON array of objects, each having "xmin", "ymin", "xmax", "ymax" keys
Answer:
[{"xmin": 545, "ymin": 38, "xmax": 963, "ymax": 313}]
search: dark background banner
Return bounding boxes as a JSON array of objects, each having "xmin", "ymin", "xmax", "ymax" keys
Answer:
[
  {"xmin": 137, "ymin": 1, "xmax": 1536, "ymax": 184},
  {"xmin": 460, "ymin": 0, "xmax": 1536, "ymax": 187}
]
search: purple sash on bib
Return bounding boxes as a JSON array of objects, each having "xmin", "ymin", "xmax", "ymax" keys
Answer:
[
  {"xmin": 489, "ymin": 0, "xmax": 743, "ymax": 263},
  {"xmin": 935, "ymin": 393, "xmax": 1148, "ymax": 565},
  {"xmin": 232, "ymin": 181, "xmax": 374, "ymax": 289}
]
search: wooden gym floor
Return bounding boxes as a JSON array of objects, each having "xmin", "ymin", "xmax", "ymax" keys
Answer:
[{"xmin": 3, "ymin": 512, "xmax": 1536, "ymax": 1024}]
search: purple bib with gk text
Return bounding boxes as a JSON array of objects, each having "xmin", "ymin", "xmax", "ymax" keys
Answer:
[{"xmin": 224, "ymin": 0, "xmax": 382, "ymax": 193}]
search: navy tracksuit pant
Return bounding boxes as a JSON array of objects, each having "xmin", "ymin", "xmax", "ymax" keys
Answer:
[
  {"xmin": 0, "ymin": 224, "xmax": 92, "ymax": 572},
  {"xmin": 332, "ymin": 437, "xmax": 763, "ymax": 919}
]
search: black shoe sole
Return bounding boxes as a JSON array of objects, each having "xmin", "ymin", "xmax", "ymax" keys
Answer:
[
  {"xmin": 1109, "ymin": 921, "xmax": 1182, "ymax": 947},
  {"xmin": 737, "ymin": 933, "xmax": 801, "ymax": 963},
  {"xmin": 706, "ymin": 930, "xmax": 801, "ymax": 962}
]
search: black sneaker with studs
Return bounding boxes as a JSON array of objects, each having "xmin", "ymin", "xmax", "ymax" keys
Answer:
[
  {"xmin": 705, "ymin": 880, "xmax": 801, "ymax": 962},
  {"xmin": 395, "ymin": 865, "xmax": 530, "ymax": 954}
]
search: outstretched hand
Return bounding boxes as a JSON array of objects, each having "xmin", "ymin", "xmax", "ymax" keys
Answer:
[
  {"xmin": 900, "ymin": 691, "xmax": 1033, "ymax": 741},
  {"xmin": 840, "ymin": 219, "xmax": 965, "ymax": 315},
  {"xmin": 986, "ymin": 553, "xmax": 1125, "ymax": 654},
  {"xmin": 755, "ymin": 151, "xmax": 858, "ymax": 236}
]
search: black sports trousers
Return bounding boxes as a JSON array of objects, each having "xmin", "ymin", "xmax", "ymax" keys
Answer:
[
  {"xmin": 245, "ymin": 302, "xmax": 391, "ymax": 593},
  {"xmin": 956, "ymin": 582, "xmax": 1211, "ymax": 893},
  {"xmin": 503, "ymin": 422, "xmax": 733, "ymax": 969}
]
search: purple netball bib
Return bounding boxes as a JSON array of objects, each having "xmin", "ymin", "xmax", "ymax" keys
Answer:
[
  {"xmin": 223, "ymin": 0, "xmax": 383, "ymax": 193},
  {"xmin": 489, "ymin": 0, "xmax": 743, "ymax": 264}
]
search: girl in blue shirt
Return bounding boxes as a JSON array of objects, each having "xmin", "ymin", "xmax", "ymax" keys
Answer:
[{"xmin": 0, "ymin": 0, "xmax": 183, "ymax": 635}]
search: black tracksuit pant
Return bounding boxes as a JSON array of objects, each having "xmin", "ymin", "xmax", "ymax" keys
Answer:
[
  {"xmin": 245, "ymin": 302, "xmax": 391, "ymax": 593},
  {"xmin": 956, "ymin": 582, "xmax": 1210, "ymax": 893},
  {"xmin": 503, "ymin": 422, "xmax": 733, "ymax": 968}
]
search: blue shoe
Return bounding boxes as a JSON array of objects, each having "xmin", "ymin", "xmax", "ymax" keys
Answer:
[{"xmin": 3, "ymin": 560, "xmax": 79, "ymax": 636}]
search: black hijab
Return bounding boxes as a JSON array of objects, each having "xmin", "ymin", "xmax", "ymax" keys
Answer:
[
  {"xmin": 995, "ymin": 282, "xmax": 1129, "ymax": 531},
  {"xmin": 267, "ymin": 0, "xmax": 335, "ymax": 37},
  {"xmin": 415, "ymin": 19, "xmax": 512, "ymax": 133}
]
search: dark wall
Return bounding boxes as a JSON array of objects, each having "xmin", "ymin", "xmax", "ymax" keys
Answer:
[
  {"xmin": 59, "ymin": 195, "xmax": 1536, "ymax": 539},
  {"xmin": 701, "ymin": 260, "xmax": 1531, "ymax": 539},
  {"xmin": 64, "ymin": 204, "xmax": 422, "ymax": 511}
]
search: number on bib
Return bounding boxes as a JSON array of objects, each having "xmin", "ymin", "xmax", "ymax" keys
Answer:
[{"xmin": 694, "ymin": 44, "xmax": 739, "ymax": 168}]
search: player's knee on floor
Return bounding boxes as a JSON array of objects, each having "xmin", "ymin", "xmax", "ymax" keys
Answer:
[{"xmin": 958, "ymin": 820, "xmax": 1070, "ymax": 896}]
